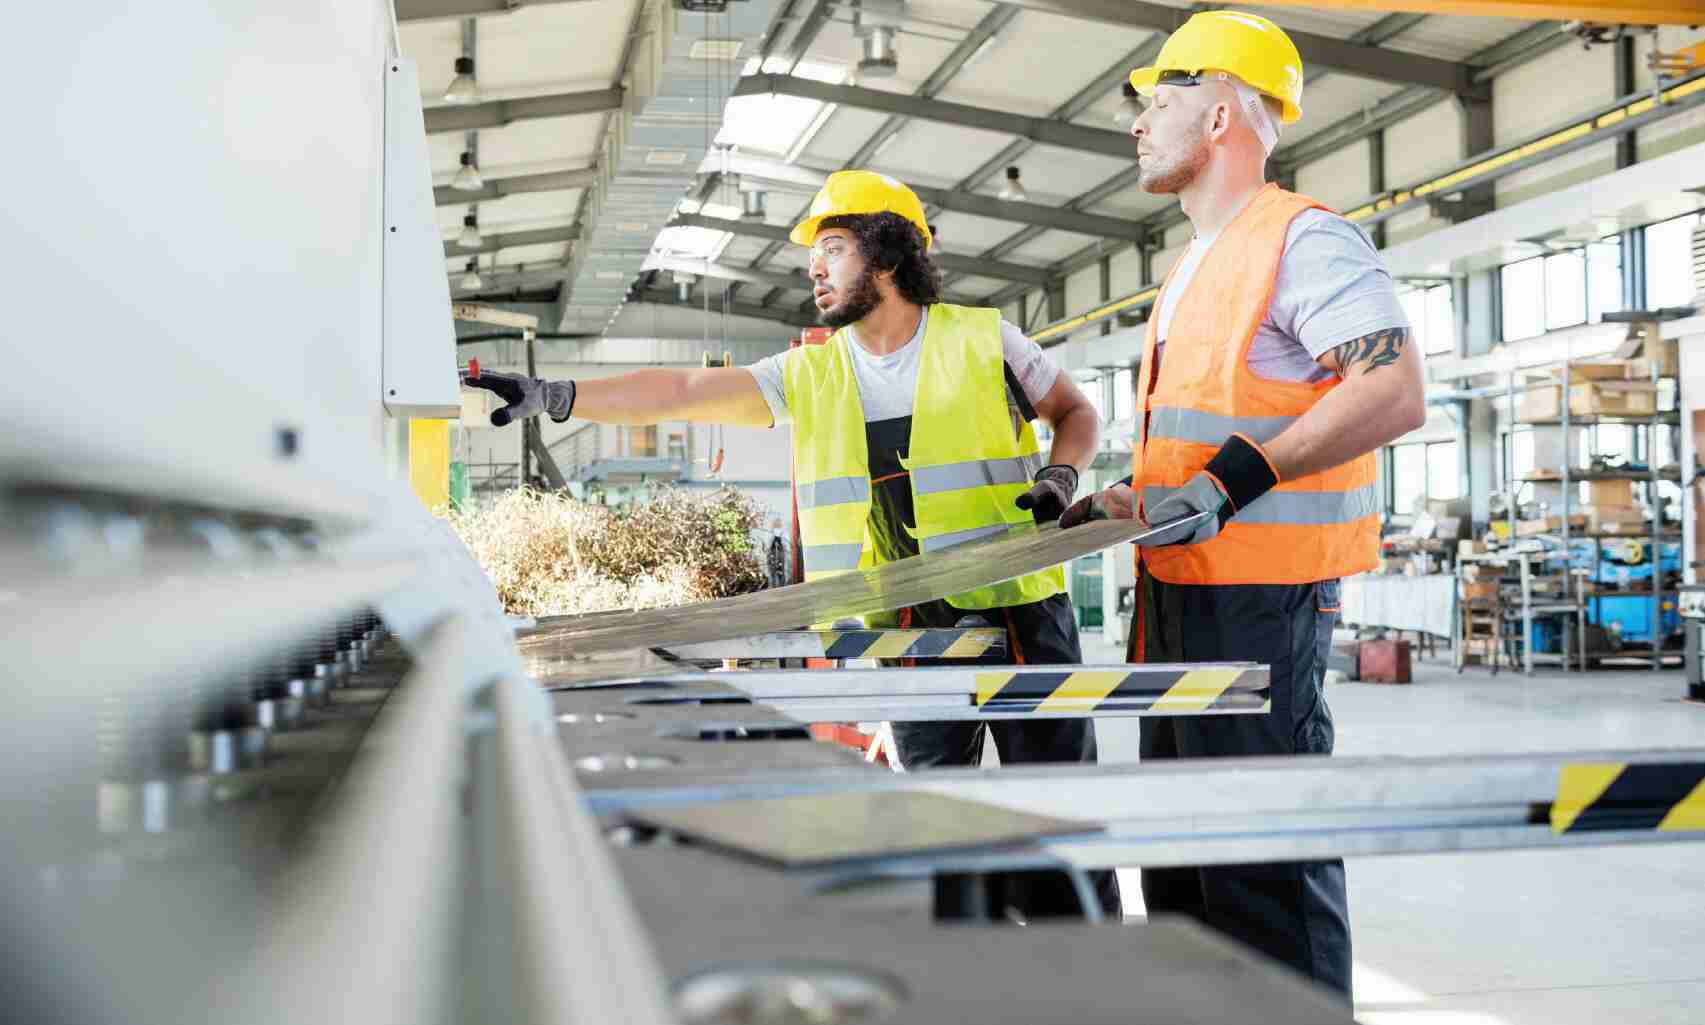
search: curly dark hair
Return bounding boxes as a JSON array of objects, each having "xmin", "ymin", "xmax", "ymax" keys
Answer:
[{"xmin": 817, "ymin": 212, "xmax": 943, "ymax": 306}]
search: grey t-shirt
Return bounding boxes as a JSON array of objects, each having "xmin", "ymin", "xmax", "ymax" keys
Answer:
[
  {"xmin": 1155, "ymin": 208, "xmax": 1408, "ymax": 383},
  {"xmin": 746, "ymin": 306, "xmax": 1060, "ymax": 426}
]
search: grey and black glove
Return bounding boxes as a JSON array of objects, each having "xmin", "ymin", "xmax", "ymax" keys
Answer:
[
  {"xmin": 1059, "ymin": 475, "xmax": 1131, "ymax": 529},
  {"xmin": 460, "ymin": 369, "xmax": 576, "ymax": 427},
  {"xmin": 1138, "ymin": 433, "xmax": 1279, "ymax": 547},
  {"xmin": 1014, "ymin": 464, "xmax": 1078, "ymax": 524}
]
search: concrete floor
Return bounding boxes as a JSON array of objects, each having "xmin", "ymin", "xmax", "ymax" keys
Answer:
[{"xmin": 1078, "ymin": 632, "xmax": 1705, "ymax": 1025}]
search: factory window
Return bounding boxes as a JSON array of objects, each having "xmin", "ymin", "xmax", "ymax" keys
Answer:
[
  {"xmin": 1645, "ymin": 211, "xmax": 1704, "ymax": 310},
  {"xmin": 1502, "ymin": 427, "xmax": 1534, "ymax": 492},
  {"xmin": 1112, "ymin": 366, "xmax": 1135, "ymax": 422},
  {"xmin": 1426, "ymin": 440, "xmax": 1460, "ymax": 501},
  {"xmin": 1499, "ymin": 239, "xmax": 1628, "ymax": 343},
  {"xmin": 1399, "ymin": 283, "xmax": 1456, "ymax": 357},
  {"xmin": 1500, "ymin": 257, "xmax": 1545, "ymax": 342},
  {"xmin": 1586, "ymin": 238, "xmax": 1624, "ymax": 323},
  {"xmin": 1390, "ymin": 443, "xmax": 1427, "ymax": 518}
]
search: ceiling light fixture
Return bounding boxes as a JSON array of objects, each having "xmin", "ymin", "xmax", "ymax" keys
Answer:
[
  {"xmin": 458, "ymin": 211, "xmax": 483, "ymax": 249},
  {"xmin": 443, "ymin": 56, "xmax": 481, "ymax": 105},
  {"xmin": 451, "ymin": 151, "xmax": 484, "ymax": 192},
  {"xmin": 460, "ymin": 258, "xmax": 482, "ymax": 291},
  {"xmin": 998, "ymin": 166, "xmax": 1029, "ymax": 203},
  {"xmin": 673, "ymin": 270, "xmax": 697, "ymax": 302},
  {"xmin": 854, "ymin": 0, "xmax": 905, "ymax": 79}
]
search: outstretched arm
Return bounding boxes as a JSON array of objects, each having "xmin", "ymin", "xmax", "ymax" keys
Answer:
[{"xmin": 463, "ymin": 366, "xmax": 777, "ymax": 428}]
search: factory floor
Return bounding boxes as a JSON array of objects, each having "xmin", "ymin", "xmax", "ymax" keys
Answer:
[{"xmin": 1080, "ymin": 631, "xmax": 1705, "ymax": 1025}]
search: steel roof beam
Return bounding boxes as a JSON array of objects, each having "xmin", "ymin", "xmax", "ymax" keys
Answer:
[
  {"xmin": 732, "ymin": 75, "xmax": 1135, "ymax": 160},
  {"xmin": 443, "ymin": 225, "xmax": 581, "ymax": 260},
  {"xmin": 976, "ymin": 18, "xmax": 1575, "ymax": 312},
  {"xmin": 719, "ymin": 156, "xmax": 1150, "ymax": 242},
  {"xmin": 424, "ymin": 87, "xmax": 625, "ymax": 135},
  {"xmin": 670, "ymin": 212, "xmax": 1057, "ymax": 287},
  {"xmin": 1000, "ymin": 0, "xmax": 1477, "ymax": 93},
  {"xmin": 435, "ymin": 166, "xmax": 601, "ymax": 207},
  {"xmin": 633, "ymin": 288, "xmax": 820, "ymax": 328},
  {"xmin": 397, "ymin": 0, "xmax": 600, "ymax": 21}
]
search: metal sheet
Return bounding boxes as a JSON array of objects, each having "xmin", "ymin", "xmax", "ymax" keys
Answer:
[
  {"xmin": 610, "ymin": 846, "xmax": 1359, "ymax": 1025},
  {"xmin": 659, "ymin": 627, "xmax": 1007, "ymax": 661},
  {"xmin": 581, "ymin": 748, "xmax": 1705, "ymax": 872},
  {"xmin": 627, "ymin": 791, "xmax": 1098, "ymax": 869},
  {"xmin": 518, "ymin": 515, "xmax": 1207, "ymax": 657}
]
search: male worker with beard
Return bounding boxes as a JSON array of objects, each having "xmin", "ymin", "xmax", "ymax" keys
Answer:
[
  {"xmin": 1061, "ymin": 10, "xmax": 1427, "ymax": 998},
  {"xmin": 464, "ymin": 170, "xmax": 1119, "ymax": 921}
]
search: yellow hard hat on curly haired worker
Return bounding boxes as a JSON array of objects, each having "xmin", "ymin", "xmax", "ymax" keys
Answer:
[{"xmin": 1060, "ymin": 8, "xmax": 1427, "ymax": 1000}]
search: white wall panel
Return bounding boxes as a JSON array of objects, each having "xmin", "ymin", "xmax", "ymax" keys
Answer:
[
  {"xmin": 1493, "ymin": 42, "xmax": 1618, "ymax": 207},
  {"xmin": 1295, "ymin": 138, "xmax": 1370, "ymax": 213},
  {"xmin": 1386, "ymin": 99, "xmax": 1465, "ymax": 187},
  {"xmin": 1065, "ymin": 263, "xmax": 1100, "ymax": 319},
  {"xmin": 1109, "ymin": 245, "xmax": 1144, "ymax": 294}
]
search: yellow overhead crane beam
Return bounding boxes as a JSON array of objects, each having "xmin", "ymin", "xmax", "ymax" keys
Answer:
[{"xmin": 1244, "ymin": 1, "xmax": 1705, "ymax": 26}]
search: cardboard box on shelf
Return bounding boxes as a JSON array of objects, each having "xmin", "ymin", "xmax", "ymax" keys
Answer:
[
  {"xmin": 1587, "ymin": 480, "xmax": 1636, "ymax": 507},
  {"xmin": 1460, "ymin": 580, "xmax": 1498, "ymax": 600},
  {"xmin": 1550, "ymin": 361, "xmax": 1632, "ymax": 381},
  {"xmin": 1593, "ymin": 515, "xmax": 1656, "ymax": 535},
  {"xmin": 1515, "ymin": 514, "xmax": 1589, "ymax": 537},
  {"xmin": 1458, "ymin": 539, "xmax": 1488, "ymax": 557},
  {"xmin": 1518, "ymin": 381, "xmax": 1658, "ymax": 421}
]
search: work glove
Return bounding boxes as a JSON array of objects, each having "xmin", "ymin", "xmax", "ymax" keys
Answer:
[
  {"xmin": 1059, "ymin": 475, "xmax": 1133, "ymax": 529},
  {"xmin": 1137, "ymin": 433, "xmax": 1280, "ymax": 547},
  {"xmin": 1014, "ymin": 464, "xmax": 1078, "ymax": 524},
  {"xmin": 459, "ymin": 369, "xmax": 576, "ymax": 427}
]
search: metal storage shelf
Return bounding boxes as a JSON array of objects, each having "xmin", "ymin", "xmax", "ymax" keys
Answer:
[
  {"xmin": 1522, "ymin": 468, "xmax": 1682, "ymax": 482},
  {"xmin": 1518, "ymin": 412, "xmax": 1681, "ymax": 426},
  {"xmin": 1486, "ymin": 342, "xmax": 1681, "ymax": 673}
]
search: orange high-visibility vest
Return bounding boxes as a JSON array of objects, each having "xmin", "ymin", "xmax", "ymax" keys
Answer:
[{"xmin": 1133, "ymin": 184, "xmax": 1379, "ymax": 586}]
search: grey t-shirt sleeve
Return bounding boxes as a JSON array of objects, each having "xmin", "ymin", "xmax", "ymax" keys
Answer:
[
  {"xmin": 746, "ymin": 352, "xmax": 791, "ymax": 428},
  {"xmin": 1270, "ymin": 210, "xmax": 1410, "ymax": 362},
  {"xmin": 999, "ymin": 319, "xmax": 1061, "ymax": 408}
]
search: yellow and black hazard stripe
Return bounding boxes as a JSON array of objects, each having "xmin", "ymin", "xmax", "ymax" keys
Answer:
[
  {"xmin": 821, "ymin": 628, "xmax": 1004, "ymax": 660},
  {"xmin": 1550, "ymin": 762, "xmax": 1705, "ymax": 834},
  {"xmin": 972, "ymin": 667, "xmax": 1268, "ymax": 714}
]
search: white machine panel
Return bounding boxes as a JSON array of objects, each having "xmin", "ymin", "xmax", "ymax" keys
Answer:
[{"xmin": 382, "ymin": 58, "xmax": 459, "ymax": 419}]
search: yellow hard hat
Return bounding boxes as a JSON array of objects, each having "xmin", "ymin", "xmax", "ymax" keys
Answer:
[
  {"xmin": 789, "ymin": 170, "xmax": 933, "ymax": 248},
  {"xmin": 1129, "ymin": 10, "xmax": 1304, "ymax": 124}
]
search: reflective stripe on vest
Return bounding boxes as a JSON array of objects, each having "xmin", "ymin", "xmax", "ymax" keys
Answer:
[
  {"xmin": 802, "ymin": 542, "xmax": 864, "ymax": 573},
  {"xmin": 1142, "ymin": 482, "xmax": 1380, "ymax": 526},
  {"xmin": 782, "ymin": 303, "xmax": 1066, "ymax": 610},
  {"xmin": 796, "ymin": 475, "xmax": 870, "ymax": 509},
  {"xmin": 1133, "ymin": 184, "xmax": 1380, "ymax": 586},
  {"xmin": 1148, "ymin": 406, "xmax": 1295, "ymax": 447},
  {"xmin": 911, "ymin": 456, "xmax": 1032, "ymax": 495}
]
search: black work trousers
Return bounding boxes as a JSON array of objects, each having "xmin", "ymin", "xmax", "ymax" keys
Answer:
[
  {"xmin": 887, "ymin": 592, "xmax": 1122, "ymax": 922},
  {"xmin": 1135, "ymin": 575, "xmax": 1352, "ymax": 998}
]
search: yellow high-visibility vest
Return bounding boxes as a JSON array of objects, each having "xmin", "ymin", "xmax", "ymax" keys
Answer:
[{"xmin": 783, "ymin": 303, "xmax": 1066, "ymax": 610}]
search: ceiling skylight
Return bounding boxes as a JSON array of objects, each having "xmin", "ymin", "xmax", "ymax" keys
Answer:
[{"xmin": 716, "ymin": 59, "xmax": 845, "ymax": 157}]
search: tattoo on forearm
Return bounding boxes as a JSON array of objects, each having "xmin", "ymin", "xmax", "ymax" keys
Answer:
[{"xmin": 1329, "ymin": 327, "xmax": 1408, "ymax": 376}]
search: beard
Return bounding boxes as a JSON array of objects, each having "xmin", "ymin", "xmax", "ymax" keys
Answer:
[
  {"xmin": 1138, "ymin": 128, "xmax": 1209, "ymax": 194},
  {"xmin": 818, "ymin": 265, "xmax": 883, "ymax": 329}
]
